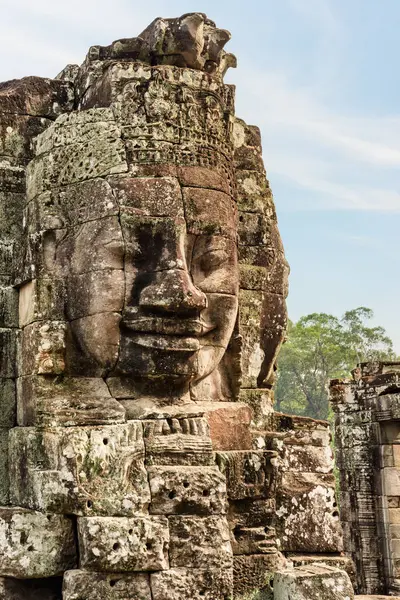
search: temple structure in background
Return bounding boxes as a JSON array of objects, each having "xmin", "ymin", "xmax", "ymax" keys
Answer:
[
  {"xmin": 331, "ymin": 362, "xmax": 400, "ymax": 598},
  {"xmin": 0, "ymin": 12, "xmax": 391, "ymax": 600}
]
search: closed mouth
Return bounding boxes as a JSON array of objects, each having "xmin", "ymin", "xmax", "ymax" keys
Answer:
[
  {"xmin": 121, "ymin": 316, "xmax": 215, "ymax": 352},
  {"xmin": 121, "ymin": 316, "xmax": 214, "ymax": 337},
  {"xmin": 128, "ymin": 333, "xmax": 201, "ymax": 352}
]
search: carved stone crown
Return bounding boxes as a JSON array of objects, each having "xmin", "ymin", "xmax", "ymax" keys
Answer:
[{"xmin": 86, "ymin": 13, "xmax": 237, "ymax": 78}]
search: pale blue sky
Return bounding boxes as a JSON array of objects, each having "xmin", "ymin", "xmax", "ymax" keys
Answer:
[{"xmin": 2, "ymin": 0, "xmax": 400, "ymax": 348}]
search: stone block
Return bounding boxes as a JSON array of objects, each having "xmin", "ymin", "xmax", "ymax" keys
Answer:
[
  {"xmin": 0, "ymin": 430, "xmax": 9, "ymax": 505},
  {"xmin": 177, "ymin": 165, "xmax": 230, "ymax": 194},
  {"xmin": 151, "ymin": 568, "xmax": 233, "ymax": 600},
  {"xmin": 109, "ymin": 175, "xmax": 184, "ymax": 218},
  {"xmin": 233, "ymin": 554, "xmax": 286, "ymax": 600},
  {"xmin": 0, "ymin": 378, "xmax": 16, "ymax": 428},
  {"xmin": 0, "ymin": 76, "xmax": 73, "ymax": 118},
  {"xmin": 394, "ymin": 445, "xmax": 400, "ymax": 467},
  {"xmin": 65, "ymin": 269, "xmax": 124, "ymax": 321},
  {"xmin": 231, "ymin": 525, "xmax": 277, "ymax": 556},
  {"xmin": 0, "ymin": 507, "xmax": 76, "ymax": 578},
  {"xmin": 67, "ymin": 313, "xmax": 121, "ymax": 378},
  {"xmin": 0, "ymin": 286, "xmax": 18, "ymax": 328},
  {"xmin": 281, "ymin": 444, "xmax": 334, "ymax": 474},
  {"xmin": 63, "ymin": 570, "xmax": 151, "ymax": 600},
  {"xmin": 14, "ymin": 229, "xmax": 68, "ymax": 285},
  {"xmin": 380, "ymin": 422, "xmax": 400, "ymax": 444},
  {"xmin": 227, "ymin": 497, "xmax": 277, "ymax": 531},
  {"xmin": 58, "ymin": 178, "xmax": 119, "ymax": 227},
  {"xmin": 204, "ymin": 402, "xmax": 253, "ymax": 451},
  {"xmin": 239, "ymin": 290, "xmax": 264, "ymax": 389},
  {"xmin": 288, "ymin": 554, "xmax": 356, "ymax": 587},
  {"xmin": 143, "ymin": 417, "xmax": 214, "ymax": 466},
  {"xmin": 169, "ymin": 515, "xmax": 232, "ymax": 569},
  {"xmin": 239, "ymin": 388, "xmax": 274, "ymax": 430},
  {"xmin": 16, "ymin": 375, "xmax": 125, "ymax": 427},
  {"xmin": 238, "ymin": 211, "xmax": 271, "ymax": 246},
  {"xmin": 276, "ymin": 473, "xmax": 343, "ymax": 553},
  {"xmin": 0, "ymin": 241, "xmax": 14, "ymax": 277},
  {"xmin": 383, "ymin": 468, "xmax": 400, "ymax": 497},
  {"xmin": 10, "ymin": 422, "xmax": 149, "ymax": 515},
  {"xmin": 148, "ymin": 466, "xmax": 226, "ymax": 515},
  {"xmin": 273, "ymin": 565, "xmax": 354, "ymax": 600},
  {"xmin": 27, "ymin": 109, "xmax": 128, "ymax": 200},
  {"xmin": 20, "ymin": 321, "xmax": 66, "ymax": 375},
  {"xmin": 274, "ymin": 413, "xmax": 331, "ymax": 447},
  {"xmin": 389, "ymin": 509, "xmax": 400, "ymax": 524},
  {"xmin": 216, "ymin": 450, "xmax": 278, "ymax": 500},
  {"xmin": 78, "ymin": 516, "xmax": 169, "ymax": 572},
  {"xmin": 0, "ymin": 329, "xmax": 17, "ymax": 378},
  {"xmin": 58, "ymin": 216, "xmax": 124, "ymax": 275},
  {"xmin": 18, "ymin": 279, "xmax": 65, "ymax": 327},
  {"xmin": 182, "ymin": 187, "xmax": 236, "ymax": 237}
]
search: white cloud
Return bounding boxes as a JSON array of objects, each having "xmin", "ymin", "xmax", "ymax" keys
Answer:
[{"xmin": 233, "ymin": 63, "xmax": 400, "ymax": 212}]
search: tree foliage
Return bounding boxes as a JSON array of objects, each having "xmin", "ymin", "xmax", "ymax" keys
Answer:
[{"xmin": 275, "ymin": 307, "xmax": 396, "ymax": 420}]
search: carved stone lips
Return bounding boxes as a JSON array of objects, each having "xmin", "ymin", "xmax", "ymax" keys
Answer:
[
  {"xmin": 121, "ymin": 316, "xmax": 214, "ymax": 337},
  {"xmin": 121, "ymin": 316, "xmax": 215, "ymax": 351}
]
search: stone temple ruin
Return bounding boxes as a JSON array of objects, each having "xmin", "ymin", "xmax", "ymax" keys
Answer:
[{"xmin": 0, "ymin": 11, "xmax": 396, "ymax": 600}]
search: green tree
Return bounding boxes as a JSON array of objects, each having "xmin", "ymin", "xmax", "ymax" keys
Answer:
[{"xmin": 275, "ymin": 307, "xmax": 395, "ymax": 420}]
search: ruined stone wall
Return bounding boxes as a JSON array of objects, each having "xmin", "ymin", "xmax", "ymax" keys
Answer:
[
  {"xmin": 331, "ymin": 362, "xmax": 400, "ymax": 596},
  {"xmin": 0, "ymin": 13, "xmax": 355, "ymax": 600}
]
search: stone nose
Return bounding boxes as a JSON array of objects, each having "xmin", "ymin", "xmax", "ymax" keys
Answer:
[{"xmin": 139, "ymin": 269, "xmax": 207, "ymax": 314}]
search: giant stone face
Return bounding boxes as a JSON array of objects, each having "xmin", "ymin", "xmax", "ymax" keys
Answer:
[{"xmin": 58, "ymin": 171, "xmax": 238, "ymax": 396}]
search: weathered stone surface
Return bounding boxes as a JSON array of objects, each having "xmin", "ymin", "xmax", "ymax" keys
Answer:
[
  {"xmin": 205, "ymin": 403, "xmax": 253, "ymax": 451},
  {"xmin": 0, "ymin": 378, "xmax": 16, "ymax": 428},
  {"xmin": 288, "ymin": 554, "xmax": 356, "ymax": 586},
  {"xmin": 0, "ymin": 329, "xmax": 17, "ymax": 378},
  {"xmin": 0, "ymin": 430, "xmax": 9, "ymax": 505},
  {"xmin": 78, "ymin": 516, "xmax": 169, "ymax": 571},
  {"xmin": 330, "ymin": 364, "xmax": 400, "ymax": 594},
  {"xmin": 110, "ymin": 176, "xmax": 184, "ymax": 218},
  {"xmin": 27, "ymin": 109, "xmax": 127, "ymax": 200},
  {"xmin": 148, "ymin": 465, "xmax": 226, "ymax": 515},
  {"xmin": 63, "ymin": 570, "xmax": 151, "ymax": 600},
  {"xmin": 276, "ymin": 473, "xmax": 343, "ymax": 552},
  {"xmin": 18, "ymin": 279, "xmax": 65, "ymax": 327},
  {"xmin": 273, "ymin": 565, "xmax": 354, "ymax": 600},
  {"xmin": 281, "ymin": 444, "xmax": 334, "ymax": 474},
  {"xmin": 233, "ymin": 553, "xmax": 286, "ymax": 600},
  {"xmin": 10, "ymin": 422, "xmax": 148, "ymax": 515},
  {"xmin": 20, "ymin": 321, "xmax": 65, "ymax": 375},
  {"xmin": 239, "ymin": 388, "xmax": 274, "ymax": 431},
  {"xmin": 151, "ymin": 568, "xmax": 233, "ymax": 600},
  {"xmin": 0, "ymin": 76, "xmax": 73, "ymax": 118},
  {"xmin": 0, "ymin": 286, "xmax": 18, "ymax": 328},
  {"xmin": 0, "ymin": 507, "xmax": 76, "ymax": 578},
  {"xmin": 216, "ymin": 450, "xmax": 278, "ymax": 500},
  {"xmin": 355, "ymin": 596, "xmax": 400, "ymax": 599},
  {"xmin": 143, "ymin": 417, "xmax": 214, "ymax": 466},
  {"xmin": 169, "ymin": 515, "xmax": 232, "ymax": 569},
  {"xmin": 16, "ymin": 375, "xmax": 125, "ymax": 427}
]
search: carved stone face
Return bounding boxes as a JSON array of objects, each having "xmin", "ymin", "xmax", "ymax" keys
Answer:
[{"xmin": 61, "ymin": 170, "xmax": 239, "ymax": 392}]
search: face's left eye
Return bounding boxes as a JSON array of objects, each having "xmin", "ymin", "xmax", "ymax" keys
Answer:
[{"xmin": 199, "ymin": 249, "xmax": 229, "ymax": 272}]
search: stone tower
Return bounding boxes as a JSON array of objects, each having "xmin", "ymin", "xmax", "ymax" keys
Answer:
[{"xmin": 0, "ymin": 13, "xmax": 349, "ymax": 600}]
